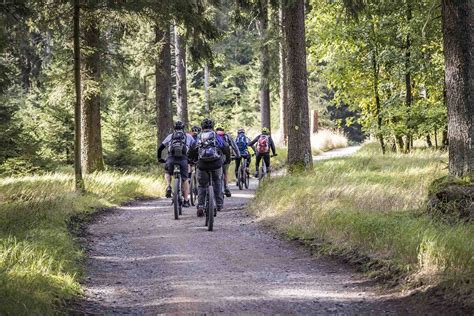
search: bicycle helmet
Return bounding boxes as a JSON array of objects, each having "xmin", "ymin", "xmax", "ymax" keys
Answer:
[
  {"xmin": 215, "ymin": 124, "xmax": 224, "ymax": 132},
  {"xmin": 201, "ymin": 118, "xmax": 214, "ymax": 130},
  {"xmin": 174, "ymin": 120, "xmax": 185, "ymax": 130},
  {"xmin": 237, "ymin": 128, "xmax": 245, "ymax": 134},
  {"xmin": 191, "ymin": 125, "xmax": 201, "ymax": 133},
  {"xmin": 262, "ymin": 127, "xmax": 269, "ymax": 134}
]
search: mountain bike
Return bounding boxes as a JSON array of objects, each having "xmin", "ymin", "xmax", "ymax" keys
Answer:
[
  {"xmin": 172, "ymin": 164, "xmax": 183, "ymax": 220},
  {"xmin": 189, "ymin": 164, "xmax": 198, "ymax": 206},
  {"xmin": 203, "ymin": 171, "xmax": 216, "ymax": 231},
  {"xmin": 237, "ymin": 156, "xmax": 250, "ymax": 190}
]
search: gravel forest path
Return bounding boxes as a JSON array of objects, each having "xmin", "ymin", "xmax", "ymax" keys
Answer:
[{"xmin": 73, "ymin": 147, "xmax": 460, "ymax": 315}]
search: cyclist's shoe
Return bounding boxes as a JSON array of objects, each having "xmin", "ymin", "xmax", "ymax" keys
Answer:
[
  {"xmin": 245, "ymin": 168, "xmax": 250, "ymax": 175},
  {"xmin": 224, "ymin": 187, "xmax": 231, "ymax": 197},
  {"xmin": 216, "ymin": 205, "xmax": 223, "ymax": 215},
  {"xmin": 235, "ymin": 179, "xmax": 239, "ymax": 186},
  {"xmin": 254, "ymin": 171, "xmax": 259, "ymax": 178},
  {"xmin": 183, "ymin": 200, "xmax": 190, "ymax": 208},
  {"xmin": 165, "ymin": 186, "xmax": 172, "ymax": 198},
  {"xmin": 196, "ymin": 206, "xmax": 204, "ymax": 217}
]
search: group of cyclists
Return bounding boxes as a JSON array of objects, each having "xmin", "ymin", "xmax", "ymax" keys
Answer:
[{"xmin": 157, "ymin": 118, "xmax": 277, "ymax": 217}]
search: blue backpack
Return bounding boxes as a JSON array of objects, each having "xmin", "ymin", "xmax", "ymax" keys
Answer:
[{"xmin": 235, "ymin": 133, "xmax": 248, "ymax": 155}]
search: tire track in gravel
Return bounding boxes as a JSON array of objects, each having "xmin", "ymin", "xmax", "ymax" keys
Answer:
[{"xmin": 72, "ymin": 146, "xmax": 462, "ymax": 315}]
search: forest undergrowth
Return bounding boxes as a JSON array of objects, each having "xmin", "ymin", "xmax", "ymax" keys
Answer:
[
  {"xmin": 0, "ymin": 171, "xmax": 164, "ymax": 315},
  {"xmin": 251, "ymin": 143, "xmax": 473, "ymax": 305}
]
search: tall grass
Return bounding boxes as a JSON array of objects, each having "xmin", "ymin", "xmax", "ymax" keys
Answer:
[
  {"xmin": 311, "ymin": 129, "xmax": 349, "ymax": 155},
  {"xmin": 0, "ymin": 171, "xmax": 164, "ymax": 315},
  {"xmin": 251, "ymin": 143, "xmax": 473, "ymax": 299}
]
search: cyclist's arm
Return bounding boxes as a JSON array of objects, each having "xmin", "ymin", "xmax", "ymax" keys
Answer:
[
  {"xmin": 269, "ymin": 137, "xmax": 277, "ymax": 155},
  {"xmin": 157, "ymin": 143, "xmax": 166, "ymax": 160},
  {"xmin": 248, "ymin": 135, "xmax": 259, "ymax": 147}
]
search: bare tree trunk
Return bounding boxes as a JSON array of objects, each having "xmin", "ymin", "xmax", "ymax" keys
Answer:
[
  {"xmin": 312, "ymin": 111, "xmax": 319, "ymax": 133},
  {"xmin": 155, "ymin": 25, "xmax": 173, "ymax": 145},
  {"xmin": 204, "ymin": 63, "xmax": 210, "ymax": 115},
  {"xmin": 442, "ymin": 127, "xmax": 449, "ymax": 149},
  {"xmin": 434, "ymin": 128, "xmax": 438, "ymax": 148},
  {"xmin": 81, "ymin": 11, "xmax": 104, "ymax": 173},
  {"xmin": 279, "ymin": 6, "xmax": 289, "ymax": 146},
  {"xmin": 73, "ymin": 0, "xmax": 84, "ymax": 191},
  {"xmin": 404, "ymin": 0, "xmax": 413, "ymax": 153},
  {"xmin": 174, "ymin": 23, "xmax": 188, "ymax": 127},
  {"xmin": 442, "ymin": 0, "xmax": 473, "ymax": 176},
  {"xmin": 372, "ymin": 51, "xmax": 385, "ymax": 154},
  {"xmin": 284, "ymin": 0, "xmax": 313, "ymax": 171},
  {"xmin": 257, "ymin": 0, "xmax": 271, "ymax": 132},
  {"xmin": 426, "ymin": 134, "xmax": 433, "ymax": 147},
  {"xmin": 396, "ymin": 135, "xmax": 404, "ymax": 152}
]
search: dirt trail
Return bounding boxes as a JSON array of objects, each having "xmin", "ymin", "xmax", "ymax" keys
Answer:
[{"xmin": 73, "ymin": 147, "xmax": 459, "ymax": 315}]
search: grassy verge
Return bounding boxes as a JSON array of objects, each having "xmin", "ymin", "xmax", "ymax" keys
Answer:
[
  {"xmin": 250, "ymin": 143, "xmax": 473, "ymax": 303},
  {"xmin": 0, "ymin": 171, "xmax": 165, "ymax": 315}
]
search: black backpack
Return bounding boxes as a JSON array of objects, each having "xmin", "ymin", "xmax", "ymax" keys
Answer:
[
  {"xmin": 198, "ymin": 131, "xmax": 221, "ymax": 162},
  {"xmin": 168, "ymin": 131, "xmax": 187, "ymax": 158}
]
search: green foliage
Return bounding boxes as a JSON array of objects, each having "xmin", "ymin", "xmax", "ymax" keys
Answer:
[
  {"xmin": 251, "ymin": 143, "xmax": 473, "ymax": 297},
  {"xmin": 307, "ymin": 0, "xmax": 446, "ymax": 150},
  {"xmin": 0, "ymin": 171, "xmax": 165, "ymax": 314}
]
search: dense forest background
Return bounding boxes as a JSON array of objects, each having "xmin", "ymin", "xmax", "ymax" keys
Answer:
[{"xmin": 0, "ymin": 0, "xmax": 451, "ymax": 175}]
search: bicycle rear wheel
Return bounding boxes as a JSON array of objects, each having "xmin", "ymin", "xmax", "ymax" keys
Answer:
[
  {"xmin": 173, "ymin": 176, "xmax": 180, "ymax": 220},
  {"xmin": 244, "ymin": 161, "xmax": 250, "ymax": 189},
  {"xmin": 207, "ymin": 185, "xmax": 214, "ymax": 231},
  {"xmin": 238, "ymin": 166, "xmax": 243, "ymax": 190},
  {"xmin": 258, "ymin": 165, "xmax": 265, "ymax": 184}
]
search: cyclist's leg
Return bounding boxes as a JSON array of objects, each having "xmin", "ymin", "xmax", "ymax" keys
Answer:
[
  {"xmin": 246, "ymin": 154, "xmax": 251, "ymax": 172},
  {"xmin": 223, "ymin": 163, "xmax": 231, "ymax": 196},
  {"xmin": 223, "ymin": 163, "xmax": 228, "ymax": 185},
  {"xmin": 178, "ymin": 159, "xmax": 190, "ymax": 204},
  {"xmin": 255, "ymin": 154, "xmax": 262, "ymax": 176},
  {"xmin": 196, "ymin": 168, "xmax": 209, "ymax": 216},
  {"xmin": 223, "ymin": 163, "xmax": 230, "ymax": 186},
  {"xmin": 235, "ymin": 157, "xmax": 241, "ymax": 178},
  {"xmin": 164, "ymin": 158, "xmax": 174, "ymax": 197},
  {"xmin": 212, "ymin": 167, "xmax": 224, "ymax": 210},
  {"xmin": 264, "ymin": 153, "xmax": 271, "ymax": 174}
]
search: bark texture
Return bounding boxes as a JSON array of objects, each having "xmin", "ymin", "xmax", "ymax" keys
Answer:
[
  {"xmin": 442, "ymin": 0, "xmax": 474, "ymax": 176},
  {"xmin": 279, "ymin": 6, "xmax": 289, "ymax": 145},
  {"xmin": 404, "ymin": 0, "xmax": 413, "ymax": 153},
  {"xmin": 284, "ymin": 0, "xmax": 313, "ymax": 171},
  {"xmin": 73, "ymin": 0, "xmax": 84, "ymax": 191},
  {"xmin": 204, "ymin": 63, "xmax": 210, "ymax": 115},
  {"xmin": 372, "ymin": 51, "xmax": 385, "ymax": 154},
  {"xmin": 155, "ymin": 25, "xmax": 173, "ymax": 145},
  {"xmin": 81, "ymin": 14, "xmax": 104, "ymax": 173},
  {"xmin": 258, "ymin": 0, "xmax": 271, "ymax": 132},
  {"xmin": 174, "ymin": 24, "xmax": 188, "ymax": 127}
]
